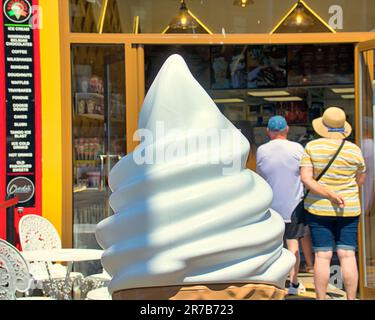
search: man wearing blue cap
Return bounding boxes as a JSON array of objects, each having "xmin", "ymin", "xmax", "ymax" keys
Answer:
[{"xmin": 256, "ymin": 115, "xmax": 305, "ymax": 295}]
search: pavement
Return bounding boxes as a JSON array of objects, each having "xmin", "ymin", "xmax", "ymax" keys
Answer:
[{"xmin": 285, "ymin": 272, "xmax": 347, "ymax": 300}]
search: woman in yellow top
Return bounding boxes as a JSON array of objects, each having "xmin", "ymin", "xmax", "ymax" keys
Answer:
[{"xmin": 300, "ymin": 107, "xmax": 366, "ymax": 300}]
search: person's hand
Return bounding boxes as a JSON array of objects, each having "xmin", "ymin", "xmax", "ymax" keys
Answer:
[{"xmin": 328, "ymin": 192, "xmax": 345, "ymax": 208}]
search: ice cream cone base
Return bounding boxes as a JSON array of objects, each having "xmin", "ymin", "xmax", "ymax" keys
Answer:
[{"xmin": 112, "ymin": 283, "xmax": 286, "ymax": 300}]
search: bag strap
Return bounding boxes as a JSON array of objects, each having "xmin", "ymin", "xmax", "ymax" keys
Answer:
[{"xmin": 303, "ymin": 139, "xmax": 346, "ymax": 199}]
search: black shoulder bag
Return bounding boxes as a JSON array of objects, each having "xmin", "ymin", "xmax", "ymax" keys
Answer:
[{"xmin": 292, "ymin": 139, "xmax": 346, "ymax": 225}]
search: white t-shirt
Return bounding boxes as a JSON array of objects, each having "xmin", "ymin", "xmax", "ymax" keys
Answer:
[{"xmin": 256, "ymin": 139, "xmax": 304, "ymax": 223}]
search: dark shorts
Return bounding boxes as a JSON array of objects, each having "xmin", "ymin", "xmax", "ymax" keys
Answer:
[
  {"xmin": 306, "ymin": 213, "xmax": 359, "ymax": 252},
  {"xmin": 284, "ymin": 221, "xmax": 305, "ymax": 240}
]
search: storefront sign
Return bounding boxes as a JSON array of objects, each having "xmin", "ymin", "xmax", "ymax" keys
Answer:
[
  {"xmin": 0, "ymin": 0, "xmax": 41, "ymax": 239},
  {"xmin": 6, "ymin": 176, "xmax": 35, "ymax": 203}
]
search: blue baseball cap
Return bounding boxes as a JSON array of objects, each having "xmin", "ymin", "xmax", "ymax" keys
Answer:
[{"xmin": 267, "ymin": 115, "xmax": 288, "ymax": 132}]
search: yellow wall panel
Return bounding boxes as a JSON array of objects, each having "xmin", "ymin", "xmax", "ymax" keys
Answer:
[{"xmin": 39, "ymin": 0, "xmax": 63, "ymax": 235}]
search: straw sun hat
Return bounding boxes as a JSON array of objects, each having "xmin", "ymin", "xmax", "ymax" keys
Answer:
[{"xmin": 312, "ymin": 107, "xmax": 352, "ymax": 139}]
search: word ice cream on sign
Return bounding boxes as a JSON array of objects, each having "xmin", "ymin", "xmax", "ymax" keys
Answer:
[{"xmin": 96, "ymin": 55, "xmax": 295, "ymax": 295}]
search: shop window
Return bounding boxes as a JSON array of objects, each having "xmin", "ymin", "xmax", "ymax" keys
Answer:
[
  {"xmin": 71, "ymin": 44, "xmax": 126, "ymax": 273},
  {"xmin": 69, "ymin": 0, "xmax": 375, "ymax": 34},
  {"xmin": 145, "ymin": 44, "xmax": 355, "ymax": 170}
]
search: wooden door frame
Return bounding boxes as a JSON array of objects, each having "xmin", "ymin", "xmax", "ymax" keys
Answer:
[
  {"xmin": 356, "ymin": 39, "xmax": 375, "ymax": 299},
  {"xmin": 59, "ymin": 4, "xmax": 375, "ymax": 298}
]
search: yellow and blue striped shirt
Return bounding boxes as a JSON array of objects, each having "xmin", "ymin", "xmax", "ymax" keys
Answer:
[{"xmin": 300, "ymin": 138, "xmax": 366, "ymax": 217}]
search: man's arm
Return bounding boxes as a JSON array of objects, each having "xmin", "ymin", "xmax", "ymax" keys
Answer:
[
  {"xmin": 356, "ymin": 172, "xmax": 366, "ymax": 187},
  {"xmin": 255, "ymin": 148, "xmax": 264, "ymax": 178},
  {"xmin": 300, "ymin": 166, "xmax": 345, "ymax": 208}
]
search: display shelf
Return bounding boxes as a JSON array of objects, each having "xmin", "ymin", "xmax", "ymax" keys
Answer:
[
  {"xmin": 109, "ymin": 117, "xmax": 125, "ymax": 124},
  {"xmin": 75, "ymin": 92, "xmax": 104, "ymax": 100},
  {"xmin": 74, "ymin": 186, "xmax": 100, "ymax": 193},
  {"xmin": 75, "ymin": 160, "xmax": 100, "ymax": 166},
  {"xmin": 76, "ymin": 113, "xmax": 105, "ymax": 121},
  {"xmin": 74, "ymin": 186, "xmax": 87, "ymax": 193},
  {"xmin": 74, "ymin": 113, "xmax": 125, "ymax": 123}
]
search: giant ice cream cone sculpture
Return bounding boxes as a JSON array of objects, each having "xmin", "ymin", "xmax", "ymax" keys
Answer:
[{"xmin": 96, "ymin": 54, "xmax": 295, "ymax": 300}]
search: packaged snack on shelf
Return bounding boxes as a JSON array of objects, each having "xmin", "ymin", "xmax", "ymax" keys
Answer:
[
  {"xmin": 77, "ymin": 138, "xmax": 85, "ymax": 160},
  {"xmin": 77, "ymin": 99, "xmax": 86, "ymax": 115},
  {"xmin": 87, "ymin": 172, "xmax": 101, "ymax": 188},
  {"xmin": 87, "ymin": 99, "xmax": 96, "ymax": 114},
  {"xmin": 89, "ymin": 75, "xmax": 102, "ymax": 93},
  {"xmin": 95, "ymin": 102, "xmax": 104, "ymax": 115}
]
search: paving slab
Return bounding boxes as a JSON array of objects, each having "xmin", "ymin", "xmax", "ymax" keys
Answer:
[{"xmin": 285, "ymin": 272, "xmax": 347, "ymax": 300}]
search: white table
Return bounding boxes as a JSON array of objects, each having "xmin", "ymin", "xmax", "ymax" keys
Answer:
[
  {"xmin": 22, "ymin": 249, "xmax": 103, "ymax": 263},
  {"xmin": 22, "ymin": 249, "xmax": 104, "ymax": 300}
]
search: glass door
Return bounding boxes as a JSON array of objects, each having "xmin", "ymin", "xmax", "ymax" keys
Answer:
[
  {"xmin": 71, "ymin": 45, "xmax": 126, "ymax": 261},
  {"xmin": 358, "ymin": 39, "xmax": 375, "ymax": 299}
]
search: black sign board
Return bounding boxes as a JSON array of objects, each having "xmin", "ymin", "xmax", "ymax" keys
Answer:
[
  {"xmin": 1, "ymin": 0, "xmax": 40, "ymax": 213},
  {"xmin": 288, "ymin": 44, "xmax": 355, "ymax": 87}
]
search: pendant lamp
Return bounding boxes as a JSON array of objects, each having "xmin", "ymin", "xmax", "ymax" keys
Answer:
[
  {"xmin": 233, "ymin": 0, "xmax": 254, "ymax": 8},
  {"xmin": 169, "ymin": 0, "xmax": 198, "ymax": 30},
  {"xmin": 284, "ymin": 0, "xmax": 314, "ymax": 27}
]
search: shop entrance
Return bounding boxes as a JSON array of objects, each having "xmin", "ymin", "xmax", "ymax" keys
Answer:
[
  {"xmin": 141, "ymin": 42, "xmax": 355, "ymax": 295},
  {"xmin": 63, "ymin": 32, "xmax": 375, "ymax": 295}
]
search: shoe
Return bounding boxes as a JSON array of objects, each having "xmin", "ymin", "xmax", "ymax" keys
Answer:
[
  {"xmin": 305, "ymin": 266, "xmax": 314, "ymax": 274},
  {"xmin": 288, "ymin": 282, "xmax": 306, "ymax": 295},
  {"xmin": 300, "ymin": 264, "xmax": 314, "ymax": 274}
]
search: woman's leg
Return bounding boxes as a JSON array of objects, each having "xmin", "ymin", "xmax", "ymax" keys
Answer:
[
  {"xmin": 301, "ymin": 226, "xmax": 314, "ymax": 271},
  {"xmin": 336, "ymin": 249, "xmax": 358, "ymax": 300},
  {"xmin": 286, "ymin": 239, "xmax": 300, "ymax": 285},
  {"xmin": 334, "ymin": 216, "xmax": 360, "ymax": 300},
  {"xmin": 314, "ymin": 250, "xmax": 333, "ymax": 300},
  {"xmin": 307, "ymin": 213, "xmax": 334, "ymax": 299}
]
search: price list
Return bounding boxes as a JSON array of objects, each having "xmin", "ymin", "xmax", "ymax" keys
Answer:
[{"xmin": 2, "ymin": 0, "xmax": 38, "ymax": 207}]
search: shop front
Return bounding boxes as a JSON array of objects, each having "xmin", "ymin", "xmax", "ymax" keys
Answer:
[{"xmin": 1, "ymin": 0, "xmax": 375, "ymax": 299}]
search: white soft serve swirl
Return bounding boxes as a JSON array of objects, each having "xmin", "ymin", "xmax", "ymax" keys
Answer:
[{"xmin": 96, "ymin": 54, "xmax": 295, "ymax": 294}]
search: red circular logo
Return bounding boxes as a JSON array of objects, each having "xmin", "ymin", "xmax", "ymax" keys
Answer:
[{"xmin": 4, "ymin": 0, "xmax": 32, "ymax": 24}]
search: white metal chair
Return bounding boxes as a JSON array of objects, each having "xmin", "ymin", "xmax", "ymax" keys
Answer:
[
  {"xmin": 81, "ymin": 269, "xmax": 111, "ymax": 299},
  {"xmin": 0, "ymin": 239, "xmax": 55, "ymax": 300},
  {"xmin": 86, "ymin": 286, "xmax": 112, "ymax": 300},
  {"xmin": 18, "ymin": 214, "xmax": 83, "ymax": 294}
]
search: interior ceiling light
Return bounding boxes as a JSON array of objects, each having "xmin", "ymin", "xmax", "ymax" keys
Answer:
[
  {"xmin": 331, "ymin": 88, "xmax": 355, "ymax": 94},
  {"xmin": 264, "ymin": 96, "xmax": 303, "ymax": 102},
  {"xmin": 233, "ymin": 0, "xmax": 254, "ymax": 8},
  {"xmin": 169, "ymin": 0, "xmax": 198, "ymax": 30},
  {"xmin": 284, "ymin": 0, "xmax": 314, "ymax": 27},
  {"xmin": 213, "ymin": 98, "xmax": 245, "ymax": 103},
  {"xmin": 248, "ymin": 91, "xmax": 290, "ymax": 97}
]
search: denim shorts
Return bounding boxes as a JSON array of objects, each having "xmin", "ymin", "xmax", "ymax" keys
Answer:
[{"xmin": 306, "ymin": 213, "xmax": 360, "ymax": 252}]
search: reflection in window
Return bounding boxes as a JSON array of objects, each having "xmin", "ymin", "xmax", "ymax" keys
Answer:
[
  {"xmin": 71, "ymin": 45, "xmax": 126, "ymax": 275},
  {"xmin": 145, "ymin": 44, "xmax": 356, "ymax": 173},
  {"xmin": 69, "ymin": 0, "xmax": 375, "ymax": 34}
]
